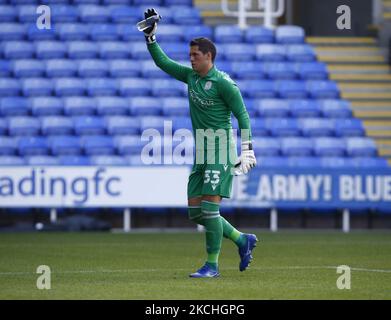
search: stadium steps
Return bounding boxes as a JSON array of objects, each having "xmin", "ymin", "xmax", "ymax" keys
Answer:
[{"xmin": 309, "ymin": 36, "xmax": 391, "ymax": 164}]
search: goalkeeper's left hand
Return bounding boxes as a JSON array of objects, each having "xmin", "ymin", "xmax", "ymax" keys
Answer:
[
  {"xmin": 234, "ymin": 141, "xmax": 257, "ymax": 175},
  {"xmin": 143, "ymin": 8, "xmax": 161, "ymax": 44}
]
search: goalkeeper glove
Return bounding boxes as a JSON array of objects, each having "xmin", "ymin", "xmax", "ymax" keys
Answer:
[
  {"xmin": 234, "ymin": 141, "xmax": 257, "ymax": 175},
  {"xmin": 142, "ymin": 8, "xmax": 161, "ymax": 44}
]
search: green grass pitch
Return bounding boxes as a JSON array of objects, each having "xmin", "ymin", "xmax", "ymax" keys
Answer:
[{"xmin": 0, "ymin": 231, "xmax": 390, "ymax": 299}]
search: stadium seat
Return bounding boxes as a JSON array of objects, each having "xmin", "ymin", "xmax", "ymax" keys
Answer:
[
  {"xmin": 289, "ymin": 99, "xmax": 321, "ymax": 118},
  {"xmin": 165, "ymin": 0, "xmax": 193, "ymax": 5},
  {"xmin": 297, "ymin": 62, "xmax": 328, "ymax": 80},
  {"xmin": 0, "ymin": 6, "xmax": 18, "ymax": 22},
  {"xmin": 41, "ymin": 117, "xmax": 74, "ymax": 136},
  {"xmin": 172, "ymin": 7, "xmax": 201, "ymax": 25},
  {"xmin": 350, "ymin": 157, "xmax": 388, "ymax": 168},
  {"xmin": 0, "ymin": 97, "xmax": 29, "ymax": 116},
  {"xmin": 141, "ymin": 60, "xmax": 170, "ymax": 79},
  {"xmin": 105, "ymin": 116, "xmax": 140, "ymax": 135},
  {"xmin": 243, "ymin": 99, "xmax": 257, "ymax": 117},
  {"xmin": 115, "ymin": 135, "xmax": 145, "ymax": 155},
  {"xmin": 172, "ymin": 116, "xmax": 192, "ymax": 131},
  {"xmin": 237, "ymin": 80, "xmax": 276, "ymax": 98},
  {"xmin": 313, "ymin": 137, "xmax": 346, "ymax": 157},
  {"xmin": 30, "ymin": 97, "xmax": 63, "ymax": 116},
  {"xmin": 255, "ymin": 156, "xmax": 290, "ymax": 168},
  {"xmin": 129, "ymin": 97, "xmax": 161, "ymax": 116},
  {"xmin": 56, "ymin": 23, "xmax": 90, "ymax": 41},
  {"xmin": 307, "ymin": 80, "xmax": 340, "ymax": 99},
  {"xmin": 89, "ymin": 155, "xmax": 128, "ymax": 166},
  {"xmin": 3, "ymin": 41, "xmax": 34, "ymax": 59},
  {"xmin": 157, "ymin": 25, "xmax": 184, "ymax": 42},
  {"xmin": 18, "ymin": 136, "xmax": 49, "ymax": 156},
  {"xmin": 183, "ymin": 25, "xmax": 213, "ymax": 42},
  {"xmin": 214, "ymin": 26, "xmax": 243, "ymax": 43},
  {"xmin": 0, "ymin": 137, "xmax": 17, "ymax": 155},
  {"xmin": 0, "ymin": 61, "xmax": 12, "ymax": 77},
  {"xmin": 68, "ymin": 41, "xmax": 99, "ymax": 59},
  {"xmin": 8, "ymin": 116, "xmax": 40, "ymax": 136},
  {"xmin": 319, "ymin": 99, "xmax": 352, "ymax": 118},
  {"xmin": 27, "ymin": 25, "xmax": 57, "ymax": 41},
  {"xmin": 0, "ymin": 23, "xmax": 27, "ymax": 41},
  {"xmin": 119, "ymin": 78, "xmax": 150, "ymax": 96},
  {"xmin": 55, "ymin": 78, "xmax": 87, "ymax": 96},
  {"xmin": 249, "ymin": 118, "xmax": 268, "ymax": 136},
  {"xmin": 82, "ymin": 135, "xmax": 115, "ymax": 155},
  {"xmin": 78, "ymin": 60, "xmax": 109, "ymax": 78},
  {"xmin": 13, "ymin": 60, "xmax": 45, "ymax": 78},
  {"xmin": 334, "ymin": 119, "xmax": 365, "ymax": 137},
  {"xmin": 35, "ymin": 41, "xmax": 68, "ymax": 59},
  {"xmin": 230, "ymin": 62, "xmax": 265, "ymax": 79},
  {"xmin": 276, "ymin": 80, "xmax": 307, "ymax": 99},
  {"xmin": 110, "ymin": 6, "xmax": 141, "ymax": 24},
  {"xmin": 99, "ymin": 42, "xmax": 132, "ymax": 59},
  {"xmin": 90, "ymin": 24, "xmax": 119, "ymax": 41},
  {"xmin": 117, "ymin": 24, "xmax": 141, "ymax": 42},
  {"xmin": 140, "ymin": 116, "xmax": 169, "ymax": 134},
  {"xmin": 22, "ymin": 78, "xmax": 54, "ymax": 96},
  {"xmin": 255, "ymin": 99, "xmax": 290, "ymax": 118},
  {"xmin": 45, "ymin": 59, "xmax": 78, "ymax": 78},
  {"xmin": 0, "ymin": 156, "xmax": 25, "ymax": 166},
  {"xmin": 18, "ymin": 5, "xmax": 40, "ymax": 22},
  {"xmin": 0, "ymin": 119, "xmax": 7, "ymax": 135},
  {"xmin": 265, "ymin": 118, "xmax": 301, "ymax": 137},
  {"xmin": 133, "ymin": 0, "xmax": 162, "ymax": 4},
  {"xmin": 109, "ymin": 60, "xmax": 141, "ymax": 77},
  {"xmin": 280, "ymin": 137, "xmax": 313, "ymax": 156},
  {"xmin": 58, "ymin": 155, "xmax": 90, "ymax": 165},
  {"xmin": 79, "ymin": 5, "xmax": 110, "ymax": 23},
  {"xmin": 220, "ymin": 44, "xmax": 256, "ymax": 61},
  {"xmin": 160, "ymin": 42, "xmax": 189, "ymax": 60},
  {"xmin": 300, "ymin": 118, "xmax": 335, "ymax": 137},
  {"xmin": 152, "ymin": 79, "xmax": 185, "ymax": 97},
  {"xmin": 0, "ymin": 79, "xmax": 21, "ymax": 96},
  {"xmin": 245, "ymin": 27, "xmax": 274, "ymax": 43},
  {"xmin": 287, "ymin": 156, "xmax": 322, "ymax": 167},
  {"xmin": 286, "ymin": 45, "xmax": 316, "ymax": 62},
  {"xmin": 64, "ymin": 96, "xmax": 96, "ymax": 116},
  {"xmin": 320, "ymin": 157, "xmax": 353, "ymax": 168},
  {"xmin": 26, "ymin": 155, "xmax": 60, "ymax": 166},
  {"xmin": 73, "ymin": 116, "xmax": 106, "ymax": 135},
  {"xmin": 128, "ymin": 41, "xmax": 151, "ymax": 59},
  {"xmin": 50, "ymin": 5, "xmax": 79, "ymax": 22},
  {"xmin": 96, "ymin": 97, "xmax": 128, "ymax": 116},
  {"xmin": 275, "ymin": 25, "xmax": 305, "ymax": 44},
  {"xmin": 264, "ymin": 62, "xmax": 297, "ymax": 80},
  {"xmin": 255, "ymin": 44, "xmax": 285, "ymax": 61},
  {"xmin": 162, "ymin": 97, "xmax": 189, "ymax": 116},
  {"xmin": 252, "ymin": 137, "xmax": 280, "ymax": 156},
  {"xmin": 345, "ymin": 137, "xmax": 377, "ymax": 157}
]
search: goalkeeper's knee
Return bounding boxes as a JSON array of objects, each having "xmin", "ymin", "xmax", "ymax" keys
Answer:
[{"xmin": 188, "ymin": 206, "xmax": 204, "ymax": 225}]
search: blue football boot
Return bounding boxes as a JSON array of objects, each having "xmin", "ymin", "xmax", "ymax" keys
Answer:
[
  {"xmin": 238, "ymin": 234, "xmax": 259, "ymax": 272},
  {"xmin": 189, "ymin": 263, "xmax": 220, "ymax": 278}
]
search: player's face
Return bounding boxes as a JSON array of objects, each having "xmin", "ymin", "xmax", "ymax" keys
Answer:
[{"xmin": 190, "ymin": 46, "xmax": 211, "ymax": 73}]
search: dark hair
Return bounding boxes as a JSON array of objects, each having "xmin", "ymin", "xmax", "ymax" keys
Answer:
[{"xmin": 190, "ymin": 37, "xmax": 216, "ymax": 62}]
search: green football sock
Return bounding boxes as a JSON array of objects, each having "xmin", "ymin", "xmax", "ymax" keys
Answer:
[
  {"xmin": 188, "ymin": 206, "xmax": 204, "ymax": 226},
  {"xmin": 220, "ymin": 216, "xmax": 246, "ymax": 247},
  {"xmin": 201, "ymin": 200, "xmax": 223, "ymax": 268}
]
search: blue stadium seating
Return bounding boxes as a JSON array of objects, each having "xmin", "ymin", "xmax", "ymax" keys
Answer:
[
  {"xmin": 320, "ymin": 157, "xmax": 353, "ymax": 168},
  {"xmin": 152, "ymin": 79, "xmax": 185, "ymax": 96},
  {"xmin": 141, "ymin": 60, "xmax": 171, "ymax": 79},
  {"xmin": 313, "ymin": 137, "xmax": 346, "ymax": 157},
  {"xmin": 22, "ymin": 78, "xmax": 54, "ymax": 96},
  {"xmin": 79, "ymin": 5, "xmax": 111, "ymax": 23},
  {"xmin": 117, "ymin": 24, "xmax": 140, "ymax": 42},
  {"xmin": 276, "ymin": 80, "xmax": 307, "ymax": 99},
  {"xmin": 46, "ymin": 59, "xmax": 78, "ymax": 77},
  {"xmin": 287, "ymin": 156, "xmax": 322, "ymax": 167},
  {"xmin": 27, "ymin": 25, "xmax": 57, "ymax": 41},
  {"xmin": 18, "ymin": 5, "xmax": 38, "ymax": 23},
  {"xmin": 345, "ymin": 137, "xmax": 377, "ymax": 157},
  {"xmin": 264, "ymin": 62, "xmax": 297, "ymax": 80},
  {"xmin": 172, "ymin": 116, "xmax": 192, "ymax": 131},
  {"xmin": 280, "ymin": 137, "xmax": 313, "ymax": 156},
  {"xmin": 0, "ymin": 97, "xmax": 29, "ymax": 116},
  {"xmin": 100, "ymin": 42, "xmax": 132, "ymax": 59},
  {"xmin": 220, "ymin": 44, "xmax": 256, "ymax": 61},
  {"xmin": 0, "ymin": 23, "xmax": 27, "ymax": 41},
  {"xmin": 109, "ymin": 60, "xmax": 141, "ymax": 77},
  {"xmin": 73, "ymin": 116, "xmax": 106, "ymax": 135},
  {"xmin": 119, "ymin": 78, "xmax": 150, "ymax": 96},
  {"xmin": 300, "ymin": 118, "xmax": 335, "ymax": 137},
  {"xmin": 50, "ymin": 5, "xmax": 79, "ymax": 22},
  {"xmin": 230, "ymin": 62, "xmax": 264, "ymax": 79},
  {"xmin": 245, "ymin": 27, "xmax": 274, "ymax": 43},
  {"xmin": 255, "ymin": 99, "xmax": 290, "ymax": 118},
  {"xmin": 0, "ymin": 119, "xmax": 7, "ymax": 135},
  {"xmin": 255, "ymin": 156, "xmax": 290, "ymax": 168},
  {"xmin": 3, "ymin": 41, "xmax": 34, "ymax": 59},
  {"xmin": 183, "ymin": 25, "xmax": 213, "ymax": 42},
  {"xmin": 160, "ymin": 42, "xmax": 189, "ymax": 60},
  {"xmin": 286, "ymin": 45, "xmax": 316, "ymax": 62},
  {"xmin": 64, "ymin": 96, "xmax": 96, "ymax": 115},
  {"xmin": 0, "ymin": 79, "xmax": 21, "ymax": 96},
  {"xmin": 157, "ymin": 25, "xmax": 184, "ymax": 42},
  {"xmin": 111, "ymin": 6, "xmax": 141, "ymax": 24},
  {"xmin": 319, "ymin": 99, "xmax": 352, "ymax": 118},
  {"xmin": 256, "ymin": 44, "xmax": 285, "ymax": 61},
  {"xmin": 334, "ymin": 119, "xmax": 365, "ymax": 137},
  {"xmin": 289, "ymin": 99, "xmax": 321, "ymax": 118},
  {"xmin": 90, "ymin": 24, "xmax": 119, "ymax": 41},
  {"xmin": 350, "ymin": 157, "xmax": 388, "ymax": 168},
  {"xmin": 78, "ymin": 60, "xmax": 109, "ymax": 78},
  {"xmin": 27, "ymin": 155, "xmax": 60, "ymax": 165},
  {"xmin": 96, "ymin": 97, "xmax": 128, "ymax": 116},
  {"xmin": 307, "ymin": 80, "xmax": 340, "ymax": 99},
  {"xmin": 36, "ymin": 41, "xmax": 67, "ymax": 59},
  {"xmin": 8, "ymin": 116, "xmax": 40, "ymax": 136},
  {"xmin": 68, "ymin": 41, "xmax": 99, "ymax": 59},
  {"xmin": 140, "ymin": 116, "xmax": 168, "ymax": 133},
  {"xmin": 0, "ymin": 156, "xmax": 25, "ymax": 165},
  {"xmin": 30, "ymin": 97, "xmax": 63, "ymax": 116},
  {"xmin": 105, "ymin": 116, "xmax": 140, "ymax": 135},
  {"xmin": 265, "ymin": 118, "xmax": 301, "ymax": 137},
  {"xmin": 162, "ymin": 97, "xmax": 189, "ymax": 116},
  {"xmin": 41, "ymin": 117, "xmax": 73, "ymax": 136},
  {"xmin": 13, "ymin": 60, "xmax": 46, "ymax": 78},
  {"xmin": 237, "ymin": 80, "xmax": 276, "ymax": 98},
  {"xmin": 0, "ymin": 6, "xmax": 18, "ymax": 22},
  {"xmin": 115, "ymin": 135, "xmax": 145, "ymax": 155},
  {"xmin": 18, "ymin": 136, "xmax": 48, "ymax": 156},
  {"xmin": 275, "ymin": 25, "xmax": 305, "ymax": 44},
  {"xmin": 56, "ymin": 23, "xmax": 90, "ymax": 41},
  {"xmin": 82, "ymin": 135, "xmax": 115, "ymax": 155},
  {"xmin": 172, "ymin": 7, "xmax": 201, "ymax": 25},
  {"xmin": 250, "ymin": 118, "xmax": 268, "ymax": 136},
  {"xmin": 89, "ymin": 155, "xmax": 128, "ymax": 166},
  {"xmin": 252, "ymin": 137, "xmax": 280, "ymax": 156},
  {"xmin": 58, "ymin": 155, "xmax": 90, "ymax": 165},
  {"xmin": 0, "ymin": 137, "xmax": 17, "ymax": 155},
  {"xmin": 55, "ymin": 78, "xmax": 87, "ymax": 96},
  {"xmin": 297, "ymin": 62, "xmax": 328, "ymax": 80},
  {"xmin": 214, "ymin": 26, "xmax": 243, "ymax": 43},
  {"xmin": 0, "ymin": 61, "xmax": 12, "ymax": 77},
  {"xmin": 128, "ymin": 97, "xmax": 161, "ymax": 116}
]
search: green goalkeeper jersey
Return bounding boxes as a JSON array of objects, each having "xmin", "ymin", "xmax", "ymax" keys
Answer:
[{"xmin": 147, "ymin": 42, "xmax": 252, "ymax": 154}]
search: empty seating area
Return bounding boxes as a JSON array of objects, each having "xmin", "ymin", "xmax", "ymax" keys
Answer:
[{"xmin": 0, "ymin": 0, "xmax": 387, "ymax": 168}]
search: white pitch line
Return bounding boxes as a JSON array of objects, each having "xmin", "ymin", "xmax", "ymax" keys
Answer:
[{"xmin": 1, "ymin": 266, "xmax": 391, "ymax": 276}]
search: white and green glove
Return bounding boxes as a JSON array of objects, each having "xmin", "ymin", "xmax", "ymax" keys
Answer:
[
  {"xmin": 234, "ymin": 141, "xmax": 257, "ymax": 175},
  {"xmin": 142, "ymin": 8, "xmax": 161, "ymax": 44}
]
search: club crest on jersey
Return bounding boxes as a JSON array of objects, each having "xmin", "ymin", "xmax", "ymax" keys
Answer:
[{"xmin": 204, "ymin": 81, "xmax": 212, "ymax": 90}]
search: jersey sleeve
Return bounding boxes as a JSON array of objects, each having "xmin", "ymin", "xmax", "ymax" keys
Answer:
[
  {"xmin": 147, "ymin": 42, "xmax": 193, "ymax": 84},
  {"xmin": 218, "ymin": 76, "xmax": 252, "ymax": 142}
]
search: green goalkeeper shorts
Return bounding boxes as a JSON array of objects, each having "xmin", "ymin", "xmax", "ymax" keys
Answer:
[{"xmin": 187, "ymin": 162, "xmax": 235, "ymax": 199}]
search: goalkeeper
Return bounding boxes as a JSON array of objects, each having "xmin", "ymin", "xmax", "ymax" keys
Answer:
[{"xmin": 141, "ymin": 8, "xmax": 258, "ymax": 278}]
